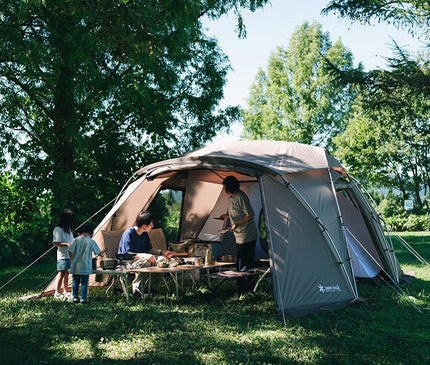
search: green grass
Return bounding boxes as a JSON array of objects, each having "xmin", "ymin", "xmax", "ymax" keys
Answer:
[{"xmin": 1, "ymin": 233, "xmax": 429, "ymax": 364}]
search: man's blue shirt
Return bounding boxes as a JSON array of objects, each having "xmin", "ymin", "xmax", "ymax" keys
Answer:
[{"xmin": 117, "ymin": 227, "xmax": 153, "ymax": 254}]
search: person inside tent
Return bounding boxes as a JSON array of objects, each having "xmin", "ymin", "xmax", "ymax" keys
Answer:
[
  {"xmin": 117, "ymin": 210, "xmax": 174, "ymax": 295},
  {"xmin": 217, "ymin": 176, "xmax": 259, "ymax": 276}
]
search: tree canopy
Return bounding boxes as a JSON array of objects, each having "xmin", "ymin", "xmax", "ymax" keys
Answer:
[
  {"xmin": 0, "ymin": 0, "xmax": 270, "ymax": 218},
  {"xmin": 333, "ymin": 51, "xmax": 430, "ymax": 209},
  {"xmin": 242, "ymin": 22, "xmax": 358, "ymax": 147},
  {"xmin": 324, "ymin": 0, "xmax": 430, "ymax": 210},
  {"xmin": 322, "ymin": 0, "xmax": 430, "ymax": 38},
  {"xmin": 0, "ymin": 0, "xmax": 271, "ymax": 261}
]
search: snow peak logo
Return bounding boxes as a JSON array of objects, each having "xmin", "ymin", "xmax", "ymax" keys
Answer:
[{"xmin": 318, "ymin": 284, "xmax": 341, "ymax": 294}]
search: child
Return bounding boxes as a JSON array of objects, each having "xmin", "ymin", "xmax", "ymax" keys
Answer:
[
  {"xmin": 68, "ymin": 223, "xmax": 101, "ymax": 304},
  {"xmin": 52, "ymin": 208, "xmax": 76, "ymax": 300}
]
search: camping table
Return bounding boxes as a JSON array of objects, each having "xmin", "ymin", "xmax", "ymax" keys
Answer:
[
  {"xmin": 202, "ymin": 261, "xmax": 236, "ymax": 271},
  {"xmin": 174, "ymin": 264, "xmax": 200, "ymax": 288},
  {"xmin": 126, "ymin": 266, "xmax": 195, "ymax": 300},
  {"xmin": 204, "ymin": 270, "xmax": 259, "ymax": 297},
  {"xmin": 200, "ymin": 261, "xmax": 235, "ymax": 287},
  {"xmin": 93, "ymin": 269, "xmax": 130, "ymax": 303},
  {"xmin": 175, "ymin": 261, "xmax": 236, "ymax": 288},
  {"xmin": 127, "ymin": 262, "xmax": 236, "ymax": 300}
]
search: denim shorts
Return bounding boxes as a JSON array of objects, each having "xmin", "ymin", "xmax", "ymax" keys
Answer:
[{"xmin": 57, "ymin": 259, "xmax": 71, "ymax": 271}]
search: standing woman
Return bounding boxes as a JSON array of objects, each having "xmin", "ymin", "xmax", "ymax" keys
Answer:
[
  {"xmin": 218, "ymin": 176, "xmax": 259, "ymax": 274},
  {"xmin": 52, "ymin": 208, "xmax": 76, "ymax": 299}
]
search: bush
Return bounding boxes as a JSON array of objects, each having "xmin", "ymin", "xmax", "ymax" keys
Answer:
[
  {"xmin": 377, "ymin": 189, "xmax": 404, "ymax": 217},
  {"xmin": 0, "ymin": 219, "xmax": 52, "ymax": 264},
  {"xmin": 385, "ymin": 212, "xmax": 430, "ymax": 231},
  {"xmin": 0, "ymin": 174, "xmax": 53, "ymax": 263}
]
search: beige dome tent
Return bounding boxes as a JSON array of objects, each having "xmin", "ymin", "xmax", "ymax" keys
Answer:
[{"xmin": 83, "ymin": 141, "xmax": 402, "ymax": 316}]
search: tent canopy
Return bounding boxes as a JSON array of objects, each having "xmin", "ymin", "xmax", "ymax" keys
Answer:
[
  {"xmin": 137, "ymin": 140, "xmax": 347, "ymax": 178},
  {"xmin": 85, "ymin": 141, "xmax": 401, "ymax": 317}
]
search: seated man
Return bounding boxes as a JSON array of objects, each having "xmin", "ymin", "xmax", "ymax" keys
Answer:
[{"xmin": 118, "ymin": 210, "xmax": 174, "ymax": 295}]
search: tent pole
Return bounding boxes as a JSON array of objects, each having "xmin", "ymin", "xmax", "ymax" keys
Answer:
[
  {"xmin": 114, "ymin": 171, "xmax": 140, "ymax": 205},
  {"xmin": 392, "ymin": 234, "xmax": 430, "ymax": 267},
  {"xmin": 259, "ymin": 175, "xmax": 287, "ymax": 327},
  {"xmin": 92, "ymin": 174, "xmax": 151, "ymax": 236},
  {"xmin": 328, "ymin": 169, "xmax": 359, "ymax": 296},
  {"xmin": 74, "ymin": 195, "xmax": 119, "ymax": 233},
  {"xmin": 279, "ymin": 175, "xmax": 358, "ymax": 300},
  {"xmin": 345, "ymin": 227, "xmax": 422, "ymax": 313},
  {"xmin": 350, "ymin": 179, "xmax": 401, "ymax": 281}
]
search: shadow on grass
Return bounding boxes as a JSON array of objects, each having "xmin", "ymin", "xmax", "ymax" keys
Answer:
[
  {"xmin": 1, "ymin": 240, "xmax": 429, "ymax": 365},
  {"xmin": 1, "ymin": 273, "xmax": 429, "ymax": 364},
  {"xmin": 0, "ymin": 285, "xmax": 285, "ymax": 364}
]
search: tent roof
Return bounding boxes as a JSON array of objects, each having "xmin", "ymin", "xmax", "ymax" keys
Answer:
[{"xmin": 137, "ymin": 140, "xmax": 345, "ymax": 177}]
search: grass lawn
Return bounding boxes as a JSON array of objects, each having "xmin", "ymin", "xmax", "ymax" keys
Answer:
[{"xmin": 0, "ymin": 233, "xmax": 429, "ymax": 364}]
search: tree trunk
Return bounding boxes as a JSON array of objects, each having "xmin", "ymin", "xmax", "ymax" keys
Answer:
[{"xmin": 51, "ymin": 45, "xmax": 76, "ymax": 211}]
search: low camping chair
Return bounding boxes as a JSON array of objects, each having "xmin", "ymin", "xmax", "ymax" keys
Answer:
[
  {"xmin": 148, "ymin": 228, "xmax": 167, "ymax": 252},
  {"xmin": 147, "ymin": 228, "xmax": 176, "ymax": 293},
  {"xmin": 101, "ymin": 230, "xmax": 125, "ymax": 262}
]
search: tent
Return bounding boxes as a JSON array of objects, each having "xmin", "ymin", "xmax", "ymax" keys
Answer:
[{"xmin": 82, "ymin": 141, "xmax": 402, "ymax": 316}]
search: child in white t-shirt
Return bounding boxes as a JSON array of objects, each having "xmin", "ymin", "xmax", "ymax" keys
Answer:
[
  {"xmin": 68, "ymin": 223, "xmax": 102, "ymax": 304},
  {"xmin": 52, "ymin": 209, "xmax": 75, "ymax": 300}
]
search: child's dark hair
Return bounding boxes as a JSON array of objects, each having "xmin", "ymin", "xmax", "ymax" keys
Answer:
[
  {"xmin": 77, "ymin": 223, "xmax": 94, "ymax": 235},
  {"xmin": 57, "ymin": 208, "xmax": 76, "ymax": 233},
  {"xmin": 135, "ymin": 210, "xmax": 153, "ymax": 227}
]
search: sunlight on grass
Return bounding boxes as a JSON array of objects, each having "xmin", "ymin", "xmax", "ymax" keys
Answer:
[
  {"xmin": 53, "ymin": 338, "xmax": 95, "ymax": 360},
  {"xmin": 196, "ymin": 349, "xmax": 226, "ymax": 364},
  {"xmin": 1, "ymin": 233, "xmax": 429, "ymax": 364},
  {"xmin": 98, "ymin": 334, "xmax": 157, "ymax": 360}
]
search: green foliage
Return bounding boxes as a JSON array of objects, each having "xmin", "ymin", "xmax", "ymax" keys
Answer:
[
  {"xmin": 242, "ymin": 21, "xmax": 358, "ymax": 148},
  {"xmin": 148, "ymin": 189, "xmax": 183, "ymax": 242},
  {"xmin": 0, "ymin": 0, "xmax": 271, "ymax": 260},
  {"xmin": 333, "ymin": 60, "xmax": 430, "ymax": 208},
  {"xmin": 365, "ymin": 187, "xmax": 404, "ymax": 217},
  {"xmin": 325, "ymin": 2, "xmax": 430, "ymax": 209},
  {"xmin": 378, "ymin": 189, "xmax": 404, "ymax": 217},
  {"xmin": 386, "ymin": 213, "xmax": 430, "ymax": 232},
  {"xmin": 0, "ymin": 173, "xmax": 52, "ymax": 263},
  {"xmin": 323, "ymin": 0, "xmax": 429, "ymax": 38},
  {"xmin": 0, "ymin": 234, "xmax": 429, "ymax": 364},
  {"xmin": 366, "ymin": 188, "xmax": 430, "ymax": 232},
  {"xmin": 0, "ymin": 2, "xmax": 255, "ymax": 214}
]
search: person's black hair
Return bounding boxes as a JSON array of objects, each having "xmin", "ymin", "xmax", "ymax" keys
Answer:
[
  {"xmin": 77, "ymin": 223, "xmax": 94, "ymax": 235},
  {"xmin": 222, "ymin": 176, "xmax": 240, "ymax": 194},
  {"xmin": 135, "ymin": 210, "xmax": 153, "ymax": 227},
  {"xmin": 57, "ymin": 208, "xmax": 76, "ymax": 233}
]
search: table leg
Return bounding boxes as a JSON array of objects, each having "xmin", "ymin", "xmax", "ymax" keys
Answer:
[
  {"xmin": 105, "ymin": 279, "xmax": 114, "ymax": 295},
  {"xmin": 119, "ymin": 274, "xmax": 129, "ymax": 303},
  {"xmin": 175, "ymin": 272, "xmax": 178, "ymax": 299},
  {"xmin": 162, "ymin": 274, "xmax": 172, "ymax": 294},
  {"xmin": 166, "ymin": 272, "xmax": 179, "ymax": 300},
  {"xmin": 253, "ymin": 268, "xmax": 270, "ymax": 293},
  {"xmin": 147, "ymin": 273, "xmax": 152, "ymax": 299}
]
